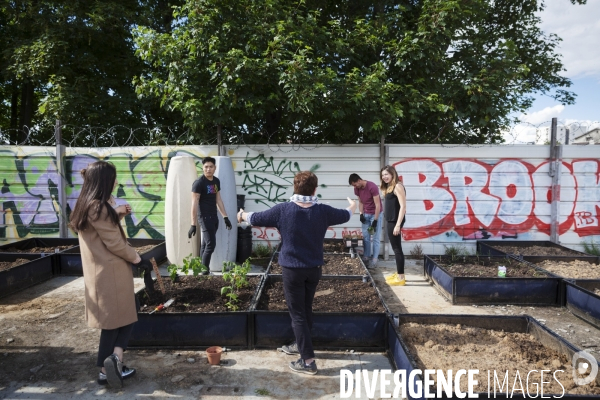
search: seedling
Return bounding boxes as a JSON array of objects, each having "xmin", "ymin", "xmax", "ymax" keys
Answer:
[
  {"xmin": 167, "ymin": 254, "xmax": 208, "ymax": 282},
  {"xmin": 221, "ymin": 259, "xmax": 251, "ymax": 311}
]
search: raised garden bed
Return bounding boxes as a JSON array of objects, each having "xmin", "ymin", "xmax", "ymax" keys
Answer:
[
  {"xmin": 477, "ymin": 240, "xmax": 597, "ymax": 262},
  {"xmin": 530, "ymin": 258, "xmax": 600, "ymax": 280},
  {"xmin": 59, "ymin": 238, "xmax": 166, "ymax": 275},
  {"xmin": 0, "ymin": 238, "xmax": 80, "ymax": 274},
  {"xmin": 128, "ymin": 274, "xmax": 263, "ymax": 349},
  {"xmin": 267, "ymin": 254, "xmax": 367, "ymax": 276},
  {"xmin": 323, "ymin": 238, "xmax": 353, "ymax": 254},
  {"xmin": 388, "ymin": 314, "xmax": 600, "ymax": 398},
  {"xmin": 0, "ymin": 253, "xmax": 54, "ymax": 299},
  {"xmin": 424, "ymin": 255, "xmax": 560, "ymax": 305},
  {"xmin": 565, "ymin": 280, "xmax": 600, "ymax": 330},
  {"xmin": 253, "ymin": 275, "xmax": 388, "ymax": 350}
]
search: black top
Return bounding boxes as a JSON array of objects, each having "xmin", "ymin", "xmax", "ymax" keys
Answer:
[
  {"xmin": 192, "ymin": 175, "xmax": 221, "ymax": 216},
  {"xmin": 384, "ymin": 186, "xmax": 406, "ymax": 227}
]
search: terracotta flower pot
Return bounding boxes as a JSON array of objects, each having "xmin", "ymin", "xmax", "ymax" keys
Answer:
[{"xmin": 206, "ymin": 346, "xmax": 223, "ymax": 365}]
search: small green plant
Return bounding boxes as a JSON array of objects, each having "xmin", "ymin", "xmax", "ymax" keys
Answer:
[
  {"xmin": 252, "ymin": 243, "xmax": 272, "ymax": 258},
  {"xmin": 255, "ymin": 388, "xmax": 270, "ymax": 396},
  {"xmin": 167, "ymin": 254, "xmax": 208, "ymax": 282},
  {"xmin": 444, "ymin": 244, "xmax": 471, "ymax": 261},
  {"xmin": 221, "ymin": 259, "xmax": 251, "ymax": 311},
  {"xmin": 582, "ymin": 240, "xmax": 600, "ymax": 256},
  {"xmin": 409, "ymin": 244, "xmax": 424, "ymax": 259},
  {"xmin": 367, "ymin": 226, "xmax": 375, "ymax": 235}
]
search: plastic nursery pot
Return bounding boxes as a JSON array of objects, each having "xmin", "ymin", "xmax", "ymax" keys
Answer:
[{"xmin": 206, "ymin": 346, "xmax": 223, "ymax": 365}]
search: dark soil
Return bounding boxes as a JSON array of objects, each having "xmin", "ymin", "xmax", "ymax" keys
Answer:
[
  {"xmin": 249, "ymin": 257, "xmax": 271, "ymax": 268},
  {"xmin": 398, "ymin": 322, "xmax": 600, "ymax": 395},
  {"xmin": 491, "ymin": 244, "xmax": 583, "ymax": 256},
  {"xmin": 256, "ymin": 279, "xmax": 385, "ymax": 312},
  {"xmin": 269, "ymin": 254, "xmax": 365, "ymax": 275},
  {"xmin": 0, "ymin": 258, "xmax": 30, "ymax": 272},
  {"xmin": 431, "ymin": 256, "xmax": 548, "ymax": 278},
  {"xmin": 0, "ymin": 245, "xmax": 73, "ymax": 253},
  {"xmin": 323, "ymin": 240, "xmax": 349, "ymax": 253},
  {"xmin": 137, "ymin": 275, "xmax": 260, "ymax": 313}
]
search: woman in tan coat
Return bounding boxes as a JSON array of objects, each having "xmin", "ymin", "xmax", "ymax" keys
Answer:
[{"xmin": 70, "ymin": 161, "xmax": 141, "ymax": 388}]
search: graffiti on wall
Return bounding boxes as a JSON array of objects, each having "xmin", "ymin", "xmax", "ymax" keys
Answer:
[
  {"xmin": 1, "ymin": 148, "xmax": 210, "ymax": 240},
  {"xmin": 239, "ymin": 152, "xmax": 323, "ymax": 207},
  {"xmin": 394, "ymin": 158, "xmax": 600, "ymax": 241}
]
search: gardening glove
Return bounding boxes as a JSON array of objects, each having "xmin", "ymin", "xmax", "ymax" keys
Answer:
[
  {"xmin": 188, "ymin": 225, "xmax": 197, "ymax": 238},
  {"xmin": 223, "ymin": 217, "xmax": 232, "ymax": 230},
  {"xmin": 359, "ymin": 214, "xmax": 366, "ymax": 224},
  {"xmin": 133, "ymin": 259, "xmax": 154, "ymax": 293},
  {"xmin": 371, "ymin": 219, "xmax": 378, "ymax": 230}
]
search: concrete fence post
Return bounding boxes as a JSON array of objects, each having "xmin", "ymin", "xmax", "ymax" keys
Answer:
[{"xmin": 55, "ymin": 120, "xmax": 68, "ymax": 238}]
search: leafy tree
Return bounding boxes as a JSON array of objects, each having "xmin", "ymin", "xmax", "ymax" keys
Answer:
[
  {"xmin": 134, "ymin": 0, "xmax": 584, "ymax": 144},
  {"xmin": 0, "ymin": 0, "xmax": 184, "ymax": 144}
]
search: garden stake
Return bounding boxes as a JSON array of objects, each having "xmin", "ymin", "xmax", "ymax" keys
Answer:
[
  {"xmin": 151, "ymin": 257, "xmax": 166, "ymax": 294},
  {"xmin": 149, "ymin": 298, "xmax": 175, "ymax": 314}
]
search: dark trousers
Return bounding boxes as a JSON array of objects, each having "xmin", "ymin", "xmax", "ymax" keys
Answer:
[
  {"xmin": 282, "ymin": 266, "xmax": 322, "ymax": 360},
  {"xmin": 96, "ymin": 322, "xmax": 135, "ymax": 367},
  {"xmin": 200, "ymin": 215, "xmax": 219, "ymax": 268},
  {"xmin": 386, "ymin": 222, "xmax": 405, "ymax": 274}
]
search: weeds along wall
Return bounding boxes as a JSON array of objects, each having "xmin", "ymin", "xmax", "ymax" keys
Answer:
[{"xmin": 0, "ymin": 144, "xmax": 599, "ymax": 255}]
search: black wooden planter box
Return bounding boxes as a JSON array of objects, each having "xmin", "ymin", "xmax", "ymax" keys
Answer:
[
  {"xmin": 0, "ymin": 253, "xmax": 54, "ymax": 299},
  {"xmin": 253, "ymin": 275, "xmax": 389, "ymax": 351},
  {"xmin": 477, "ymin": 240, "xmax": 597, "ymax": 262},
  {"xmin": 58, "ymin": 238, "xmax": 167, "ymax": 275},
  {"xmin": 0, "ymin": 238, "xmax": 79, "ymax": 274},
  {"xmin": 424, "ymin": 255, "xmax": 561, "ymax": 305},
  {"xmin": 520, "ymin": 256, "xmax": 600, "ymax": 306},
  {"xmin": 565, "ymin": 279, "xmax": 600, "ymax": 329},
  {"xmin": 266, "ymin": 253, "xmax": 369, "ymax": 277},
  {"xmin": 128, "ymin": 274, "xmax": 265, "ymax": 349},
  {"xmin": 388, "ymin": 313, "xmax": 600, "ymax": 399}
]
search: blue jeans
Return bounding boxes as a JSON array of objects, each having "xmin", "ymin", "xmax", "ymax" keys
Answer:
[{"xmin": 361, "ymin": 213, "xmax": 383, "ymax": 259}]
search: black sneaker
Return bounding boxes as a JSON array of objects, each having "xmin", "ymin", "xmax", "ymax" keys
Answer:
[
  {"xmin": 103, "ymin": 354, "xmax": 123, "ymax": 388},
  {"xmin": 289, "ymin": 358, "xmax": 317, "ymax": 375},
  {"xmin": 98, "ymin": 366, "xmax": 136, "ymax": 385},
  {"xmin": 280, "ymin": 342, "xmax": 299, "ymax": 355}
]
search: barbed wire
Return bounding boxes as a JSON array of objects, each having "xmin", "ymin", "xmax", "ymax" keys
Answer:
[{"xmin": 1, "ymin": 119, "xmax": 598, "ymax": 150}]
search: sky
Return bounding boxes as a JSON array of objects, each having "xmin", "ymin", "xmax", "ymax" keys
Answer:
[{"xmin": 505, "ymin": 0, "xmax": 600, "ymax": 143}]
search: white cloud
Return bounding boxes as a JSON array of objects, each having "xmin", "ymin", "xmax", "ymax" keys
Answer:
[
  {"xmin": 538, "ymin": 1, "xmax": 600, "ymax": 78},
  {"xmin": 519, "ymin": 105, "xmax": 565, "ymax": 125}
]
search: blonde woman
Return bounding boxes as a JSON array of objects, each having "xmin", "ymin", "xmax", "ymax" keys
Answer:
[{"xmin": 380, "ymin": 165, "xmax": 407, "ymax": 285}]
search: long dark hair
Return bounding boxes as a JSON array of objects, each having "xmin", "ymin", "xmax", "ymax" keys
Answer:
[{"xmin": 69, "ymin": 161, "xmax": 124, "ymax": 237}]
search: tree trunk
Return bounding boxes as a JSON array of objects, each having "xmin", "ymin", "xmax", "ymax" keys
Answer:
[
  {"xmin": 265, "ymin": 109, "xmax": 282, "ymax": 138},
  {"xmin": 10, "ymin": 81, "xmax": 20, "ymax": 143},
  {"xmin": 18, "ymin": 81, "xmax": 34, "ymax": 143}
]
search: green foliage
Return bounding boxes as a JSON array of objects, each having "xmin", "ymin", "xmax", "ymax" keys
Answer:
[
  {"xmin": 132, "ymin": 0, "xmax": 581, "ymax": 144},
  {"xmin": 0, "ymin": 0, "xmax": 184, "ymax": 142},
  {"xmin": 167, "ymin": 254, "xmax": 208, "ymax": 281},
  {"xmin": 582, "ymin": 240, "xmax": 600, "ymax": 256},
  {"xmin": 255, "ymin": 389, "xmax": 270, "ymax": 396},
  {"xmin": 444, "ymin": 244, "xmax": 471, "ymax": 260},
  {"xmin": 220, "ymin": 259, "xmax": 251, "ymax": 311},
  {"xmin": 252, "ymin": 244, "xmax": 272, "ymax": 258}
]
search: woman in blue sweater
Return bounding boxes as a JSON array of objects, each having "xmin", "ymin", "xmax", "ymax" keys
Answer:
[{"xmin": 238, "ymin": 171, "xmax": 356, "ymax": 375}]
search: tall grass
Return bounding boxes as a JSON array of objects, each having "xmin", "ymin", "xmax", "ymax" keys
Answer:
[{"xmin": 582, "ymin": 240, "xmax": 600, "ymax": 256}]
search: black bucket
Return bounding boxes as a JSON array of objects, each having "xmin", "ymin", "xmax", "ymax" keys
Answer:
[
  {"xmin": 237, "ymin": 226, "xmax": 253, "ymax": 263},
  {"xmin": 237, "ymin": 194, "xmax": 246, "ymax": 211}
]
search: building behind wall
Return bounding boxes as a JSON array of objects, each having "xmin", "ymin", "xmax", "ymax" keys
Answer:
[{"xmin": 571, "ymin": 127, "xmax": 600, "ymax": 145}]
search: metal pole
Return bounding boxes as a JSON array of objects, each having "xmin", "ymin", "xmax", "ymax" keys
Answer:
[
  {"xmin": 217, "ymin": 125, "xmax": 223, "ymax": 156},
  {"xmin": 550, "ymin": 144, "xmax": 562, "ymax": 243},
  {"xmin": 548, "ymin": 118, "xmax": 557, "ymax": 177},
  {"xmin": 55, "ymin": 120, "xmax": 68, "ymax": 238},
  {"xmin": 382, "ymin": 141, "xmax": 390, "ymax": 260}
]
